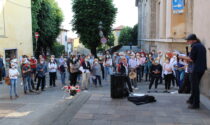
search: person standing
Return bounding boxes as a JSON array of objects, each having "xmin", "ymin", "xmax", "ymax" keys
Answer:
[
  {"xmin": 48, "ymin": 56, "xmax": 57, "ymax": 87},
  {"xmin": 80, "ymin": 56, "xmax": 91, "ymax": 90},
  {"xmin": 36, "ymin": 59, "xmax": 48, "ymax": 91},
  {"xmin": 148, "ymin": 60, "xmax": 162, "ymax": 93},
  {"xmin": 163, "ymin": 58, "xmax": 174, "ymax": 93},
  {"xmin": 22, "ymin": 58, "xmax": 33, "ymax": 94},
  {"xmin": 179, "ymin": 34, "xmax": 207, "ymax": 109},
  {"xmin": 91, "ymin": 59, "xmax": 102, "ymax": 87},
  {"xmin": 70, "ymin": 56, "xmax": 80, "ymax": 86},
  {"xmin": 9, "ymin": 63, "xmax": 19, "ymax": 99},
  {"xmin": 30, "ymin": 56, "xmax": 37, "ymax": 89},
  {"xmin": 59, "ymin": 57, "xmax": 67, "ymax": 86},
  {"xmin": 104, "ymin": 55, "xmax": 113, "ymax": 80}
]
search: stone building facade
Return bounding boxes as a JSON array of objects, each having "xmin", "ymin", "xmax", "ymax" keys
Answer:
[
  {"xmin": 136, "ymin": 0, "xmax": 194, "ymax": 53},
  {"xmin": 136, "ymin": 0, "xmax": 210, "ymax": 98}
]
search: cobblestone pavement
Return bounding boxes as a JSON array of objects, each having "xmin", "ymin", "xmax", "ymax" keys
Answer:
[
  {"xmin": 0, "ymin": 75, "xmax": 209, "ymax": 125},
  {"xmin": 69, "ymin": 80, "xmax": 210, "ymax": 125}
]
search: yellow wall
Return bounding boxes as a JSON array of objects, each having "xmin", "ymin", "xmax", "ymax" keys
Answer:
[
  {"xmin": 0, "ymin": 0, "xmax": 33, "ymax": 59},
  {"xmin": 113, "ymin": 30, "xmax": 120, "ymax": 46},
  {"xmin": 73, "ymin": 38, "xmax": 80, "ymax": 48}
]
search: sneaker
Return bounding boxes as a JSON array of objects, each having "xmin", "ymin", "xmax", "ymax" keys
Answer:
[
  {"xmin": 10, "ymin": 96, "xmax": 12, "ymax": 100},
  {"xmin": 147, "ymin": 90, "xmax": 151, "ymax": 93},
  {"xmin": 15, "ymin": 95, "xmax": 19, "ymax": 98},
  {"xmin": 134, "ymin": 87, "xmax": 139, "ymax": 90}
]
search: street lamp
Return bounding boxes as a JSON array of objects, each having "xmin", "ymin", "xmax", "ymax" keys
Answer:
[
  {"xmin": 98, "ymin": 21, "xmax": 104, "ymax": 38},
  {"xmin": 98, "ymin": 21, "xmax": 107, "ymax": 45}
]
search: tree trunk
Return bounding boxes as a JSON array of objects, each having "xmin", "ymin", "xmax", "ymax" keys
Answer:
[{"xmin": 90, "ymin": 47, "xmax": 97, "ymax": 58}]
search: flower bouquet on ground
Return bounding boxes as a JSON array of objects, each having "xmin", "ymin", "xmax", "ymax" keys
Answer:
[{"xmin": 62, "ymin": 85, "xmax": 81, "ymax": 97}]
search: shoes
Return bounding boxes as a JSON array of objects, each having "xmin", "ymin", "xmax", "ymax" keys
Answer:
[
  {"xmin": 24, "ymin": 91, "xmax": 27, "ymax": 94},
  {"xmin": 147, "ymin": 90, "xmax": 151, "ymax": 93},
  {"xmin": 15, "ymin": 95, "xmax": 19, "ymax": 98},
  {"xmin": 188, "ymin": 105, "xmax": 199, "ymax": 109},
  {"xmin": 10, "ymin": 96, "xmax": 12, "ymax": 100},
  {"xmin": 29, "ymin": 90, "xmax": 34, "ymax": 92},
  {"xmin": 186, "ymin": 100, "xmax": 192, "ymax": 104}
]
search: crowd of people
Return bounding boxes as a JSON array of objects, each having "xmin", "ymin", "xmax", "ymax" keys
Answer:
[{"xmin": 0, "ymin": 49, "xmax": 192, "ymax": 99}]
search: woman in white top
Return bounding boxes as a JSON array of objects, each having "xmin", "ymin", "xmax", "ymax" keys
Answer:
[
  {"xmin": 163, "ymin": 58, "xmax": 174, "ymax": 92},
  {"xmin": 48, "ymin": 56, "xmax": 57, "ymax": 87},
  {"xmin": 9, "ymin": 63, "xmax": 20, "ymax": 99}
]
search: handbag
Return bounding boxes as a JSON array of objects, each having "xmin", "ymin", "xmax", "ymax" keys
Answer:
[{"xmin": 4, "ymin": 76, "xmax": 10, "ymax": 85}]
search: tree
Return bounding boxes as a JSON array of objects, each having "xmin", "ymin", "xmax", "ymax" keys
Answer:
[
  {"xmin": 51, "ymin": 42, "xmax": 65, "ymax": 57},
  {"xmin": 106, "ymin": 33, "xmax": 115, "ymax": 47},
  {"xmin": 118, "ymin": 26, "xmax": 133, "ymax": 45},
  {"xmin": 72, "ymin": 0, "xmax": 117, "ymax": 56},
  {"xmin": 132, "ymin": 24, "xmax": 138, "ymax": 45},
  {"xmin": 31, "ymin": 0, "xmax": 63, "ymax": 56}
]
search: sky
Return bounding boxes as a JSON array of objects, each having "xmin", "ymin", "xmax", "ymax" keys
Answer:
[{"xmin": 55, "ymin": 0, "xmax": 138, "ymax": 38}]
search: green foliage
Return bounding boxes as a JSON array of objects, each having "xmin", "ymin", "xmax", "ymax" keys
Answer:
[
  {"xmin": 118, "ymin": 24, "xmax": 138, "ymax": 45},
  {"xmin": 132, "ymin": 24, "xmax": 138, "ymax": 45},
  {"xmin": 106, "ymin": 33, "xmax": 115, "ymax": 47},
  {"xmin": 72, "ymin": 0, "xmax": 117, "ymax": 56},
  {"xmin": 31, "ymin": 0, "xmax": 63, "ymax": 55},
  {"xmin": 118, "ymin": 26, "xmax": 133, "ymax": 45},
  {"xmin": 51, "ymin": 42, "xmax": 65, "ymax": 57}
]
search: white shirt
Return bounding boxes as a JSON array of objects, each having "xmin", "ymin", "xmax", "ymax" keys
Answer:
[
  {"xmin": 9, "ymin": 68, "xmax": 19, "ymax": 79},
  {"xmin": 163, "ymin": 63, "xmax": 174, "ymax": 75},
  {"xmin": 104, "ymin": 59, "xmax": 112, "ymax": 67},
  {"xmin": 129, "ymin": 58, "xmax": 138, "ymax": 68},
  {"xmin": 48, "ymin": 62, "xmax": 57, "ymax": 72}
]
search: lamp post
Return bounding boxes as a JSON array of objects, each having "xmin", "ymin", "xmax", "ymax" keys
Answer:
[{"xmin": 98, "ymin": 21, "xmax": 107, "ymax": 45}]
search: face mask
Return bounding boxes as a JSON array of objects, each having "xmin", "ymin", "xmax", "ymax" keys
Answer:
[
  {"xmin": 12, "ymin": 66, "xmax": 15, "ymax": 69},
  {"xmin": 155, "ymin": 61, "xmax": 159, "ymax": 64},
  {"xmin": 40, "ymin": 61, "xmax": 44, "ymax": 64},
  {"xmin": 149, "ymin": 55, "xmax": 151, "ymax": 57},
  {"xmin": 141, "ymin": 55, "xmax": 144, "ymax": 57},
  {"xmin": 95, "ymin": 62, "xmax": 98, "ymax": 64}
]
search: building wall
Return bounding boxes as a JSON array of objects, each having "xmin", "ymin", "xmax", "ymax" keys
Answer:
[
  {"xmin": 57, "ymin": 29, "xmax": 68, "ymax": 52},
  {"xmin": 136, "ymin": 0, "xmax": 187, "ymax": 53},
  {"xmin": 193, "ymin": 0, "xmax": 210, "ymax": 98},
  {"xmin": 113, "ymin": 30, "xmax": 120, "ymax": 46},
  {"xmin": 0, "ymin": 0, "xmax": 33, "ymax": 59}
]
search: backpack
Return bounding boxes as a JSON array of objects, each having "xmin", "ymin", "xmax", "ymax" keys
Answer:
[{"xmin": 59, "ymin": 65, "xmax": 65, "ymax": 72}]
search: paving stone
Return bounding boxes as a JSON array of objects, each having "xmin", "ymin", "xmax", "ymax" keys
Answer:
[
  {"xmin": 74, "ymin": 113, "xmax": 94, "ymax": 120},
  {"xmin": 92, "ymin": 120, "xmax": 111, "ymax": 125},
  {"xmin": 68, "ymin": 119, "xmax": 93, "ymax": 125}
]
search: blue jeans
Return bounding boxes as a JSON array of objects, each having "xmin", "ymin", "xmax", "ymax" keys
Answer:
[
  {"xmin": 10, "ymin": 79, "xmax": 17, "ymax": 96},
  {"xmin": 105, "ymin": 66, "xmax": 112, "ymax": 80},
  {"xmin": 23, "ymin": 76, "xmax": 32, "ymax": 92},
  {"xmin": 60, "ymin": 72, "xmax": 66, "ymax": 85}
]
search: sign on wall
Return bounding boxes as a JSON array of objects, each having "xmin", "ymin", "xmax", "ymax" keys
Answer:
[{"xmin": 172, "ymin": 0, "xmax": 185, "ymax": 14}]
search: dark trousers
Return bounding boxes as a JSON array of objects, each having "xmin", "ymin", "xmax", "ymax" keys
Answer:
[
  {"xmin": 93, "ymin": 75, "xmax": 102, "ymax": 86},
  {"xmin": 188, "ymin": 72, "xmax": 204, "ymax": 108},
  {"xmin": 137, "ymin": 67, "xmax": 141, "ymax": 82},
  {"xmin": 141, "ymin": 66, "xmax": 144, "ymax": 78},
  {"xmin": 164, "ymin": 74, "xmax": 173, "ymax": 90},
  {"xmin": 149, "ymin": 75, "xmax": 160, "ymax": 89},
  {"xmin": 49, "ymin": 72, "xmax": 56, "ymax": 87},
  {"xmin": 146, "ymin": 73, "xmax": 151, "ymax": 81},
  {"xmin": 124, "ymin": 76, "xmax": 133, "ymax": 92},
  {"xmin": 70, "ymin": 73, "xmax": 78, "ymax": 86},
  {"xmin": 179, "ymin": 73, "xmax": 191, "ymax": 93},
  {"xmin": 36, "ymin": 76, "xmax": 45, "ymax": 90}
]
